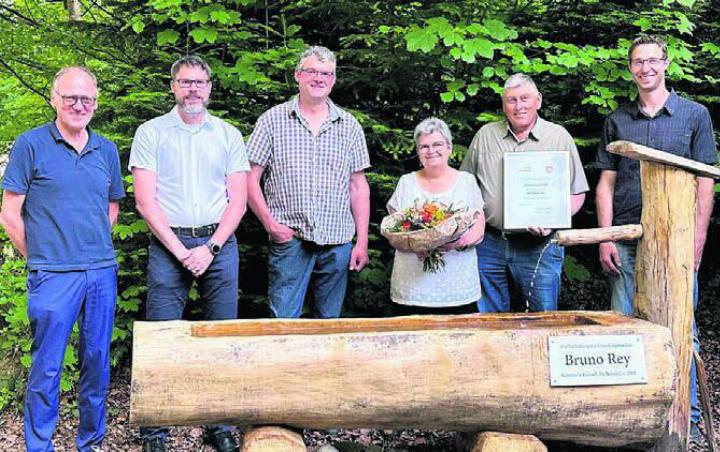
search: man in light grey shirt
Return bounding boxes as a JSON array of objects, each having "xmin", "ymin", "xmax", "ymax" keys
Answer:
[
  {"xmin": 128, "ymin": 55, "xmax": 248, "ymax": 452},
  {"xmin": 461, "ymin": 73, "xmax": 588, "ymax": 313}
]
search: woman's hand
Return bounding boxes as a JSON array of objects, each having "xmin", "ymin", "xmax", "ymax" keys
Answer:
[{"xmin": 439, "ymin": 216, "xmax": 485, "ymax": 251}]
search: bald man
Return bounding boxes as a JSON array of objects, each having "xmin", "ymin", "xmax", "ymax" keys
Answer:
[{"xmin": 0, "ymin": 66, "xmax": 124, "ymax": 452}]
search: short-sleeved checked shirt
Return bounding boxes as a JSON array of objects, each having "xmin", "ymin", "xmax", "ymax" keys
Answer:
[
  {"xmin": 246, "ymin": 97, "xmax": 370, "ymax": 245},
  {"xmin": 460, "ymin": 117, "xmax": 589, "ymax": 230},
  {"xmin": 596, "ymin": 91, "xmax": 717, "ymax": 226}
]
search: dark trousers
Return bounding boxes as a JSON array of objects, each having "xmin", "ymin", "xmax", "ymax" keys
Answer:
[{"xmin": 140, "ymin": 231, "xmax": 239, "ymax": 441}]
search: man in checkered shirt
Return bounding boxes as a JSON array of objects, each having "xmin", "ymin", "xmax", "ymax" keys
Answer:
[{"xmin": 246, "ymin": 46, "xmax": 371, "ymax": 318}]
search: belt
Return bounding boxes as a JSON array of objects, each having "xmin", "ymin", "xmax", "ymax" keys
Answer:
[
  {"xmin": 171, "ymin": 223, "xmax": 219, "ymax": 238},
  {"xmin": 486, "ymin": 225, "xmax": 545, "ymax": 242}
]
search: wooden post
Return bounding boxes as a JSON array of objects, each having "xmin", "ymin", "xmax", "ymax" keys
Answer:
[
  {"xmin": 605, "ymin": 140, "xmax": 720, "ymax": 451},
  {"xmin": 635, "ymin": 161, "xmax": 696, "ymax": 451},
  {"xmin": 467, "ymin": 432, "xmax": 547, "ymax": 452}
]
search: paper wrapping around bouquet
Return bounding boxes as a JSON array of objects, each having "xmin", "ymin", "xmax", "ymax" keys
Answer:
[{"xmin": 380, "ymin": 210, "xmax": 475, "ymax": 253}]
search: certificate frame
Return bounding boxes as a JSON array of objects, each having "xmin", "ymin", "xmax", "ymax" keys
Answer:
[{"xmin": 503, "ymin": 150, "xmax": 571, "ymax": 230}]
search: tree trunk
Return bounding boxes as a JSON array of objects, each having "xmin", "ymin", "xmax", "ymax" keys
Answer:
[
  {"xmin": 131, "ymin": 312, "xmax": 675, "ymax": 449},
  {"xmin": 634, "ymin": 161, "xmax": 696, "ymax": 451},
  {"xmin": 64, "ymin": 0, "xmax": 82, "ymax": 21}
]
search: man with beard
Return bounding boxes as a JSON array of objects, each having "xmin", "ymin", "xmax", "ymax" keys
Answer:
[
  {"xmin": 129, "ymin": 55, "xmax": 249, "ymax": 452},
  {"xmin": 1, "ymin": 66, "xmax": 124, "ymax": 452},
  {"xmin": 246, "ymin": 46, "xmax": 370, "ymax": 319}
]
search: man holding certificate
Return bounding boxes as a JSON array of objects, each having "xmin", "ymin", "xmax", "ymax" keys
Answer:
[{"xmin": 461, "ymin": 73, "xmax": 588, "ymax": 313}]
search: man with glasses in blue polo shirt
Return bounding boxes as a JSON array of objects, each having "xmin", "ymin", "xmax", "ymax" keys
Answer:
[
  {"xmin": 1, "ymin": 66, "xmax": 124, "ymax": 452},
  {"xmin": 596, "ymin": 34, "xmax": 717, "ymax": 442},
  {"xmin": 129, "ymin": 55, "xmax": 249, "ymax": 452}
]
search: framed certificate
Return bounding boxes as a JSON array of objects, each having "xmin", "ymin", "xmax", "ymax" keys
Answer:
[{"xmin": 503, "ymin": 151, "xmax": 571, "ymax": 230}]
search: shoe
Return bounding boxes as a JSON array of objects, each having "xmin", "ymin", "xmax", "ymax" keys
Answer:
[
  {"xmin": 204, "ymin": 431, "xmax": 239, "ymax": 452},
  {"xmin": 142, "ymin": 437, "xmax": 167, "ymax": 452},
  {"xmin": 90, "ymin": 446, "xmax": 104, "ymax": 452}
]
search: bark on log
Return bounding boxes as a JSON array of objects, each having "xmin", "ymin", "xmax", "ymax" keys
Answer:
[
  {"xmin": 554, "ymin": 224, "xmax": 642, "ymax": 246},
  {"xmin": 241, "ymin": 426, "xmax": 306, "ymax": 452},
  {"xmin": 468, "ymin": 432, "xmax": 547, "ymax": 452},
  {"xmin": 634, "ymin": 161, "xmax": 696, "ymax": 451},
  {"xmin": 607, "ymin": 140, "xmax": 720, "ymax": 179},
  {"xmin": 131, "ymin": 312, "xmax": 675, "ymax": 448}
]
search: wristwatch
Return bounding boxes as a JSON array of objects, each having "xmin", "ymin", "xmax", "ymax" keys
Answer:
[{"xmin": 205, "ymin": 240, "xmax": 222, "ymax": 255}]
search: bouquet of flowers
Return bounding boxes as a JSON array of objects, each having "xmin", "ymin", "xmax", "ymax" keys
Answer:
[{"xmin": 381, "ymin": 201, "xmax": 475, "ymax": 273}]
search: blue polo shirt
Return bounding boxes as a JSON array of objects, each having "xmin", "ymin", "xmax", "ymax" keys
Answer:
[
  {"xmin": 596, "ymin": 91, "xmax": 717, "ymax": 226},
  {"xmin": 2, "ymin": 122, "xmax": 125, "ymax": 271}
]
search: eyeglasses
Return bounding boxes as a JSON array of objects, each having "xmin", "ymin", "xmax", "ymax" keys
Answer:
[
  {"xmin": 174, "ymin": 78, "xmax": 211, "ymax": 89},
  {"xmin": 56, "ymin": 92, "xmax": 96, "ymax": 108},
  {"xmin": 299, "ymin": 68, "xmax": 335, "ymax": 79},
  {"xmin": 630, "ymin": 58, "xmax": 667, "ymax": 68},
  {"xmin": 417, "ymin": 141, "xmax": 447, "ymax": 152}
]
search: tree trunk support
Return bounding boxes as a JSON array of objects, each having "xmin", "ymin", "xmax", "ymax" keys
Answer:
[
  {"xmin": 466, "ymin": 432, "xmax": 547, "ymax": 452},
  {"xmin": 241, "ymin": 426, "xmax": 307, "ymax": 452}
]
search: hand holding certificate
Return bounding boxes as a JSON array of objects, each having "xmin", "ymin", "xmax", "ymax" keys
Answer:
[{"xmin": 503, "ymin": 151, "xmax": 571, "ymax": 230}]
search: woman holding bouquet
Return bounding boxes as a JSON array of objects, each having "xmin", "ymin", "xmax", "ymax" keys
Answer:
[{"xmin": 386, "ymin": 117, "xmax": 486, "ymax": 313}]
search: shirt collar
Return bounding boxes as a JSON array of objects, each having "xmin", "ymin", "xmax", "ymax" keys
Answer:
[
  {"xmin": 169, "ymin": 105, "xmax": 214, "ymax": 130},
  {"xmin": 288, "ymin": 96, "xmax": 341, "ymax": 122},
  {"xmin": 48, "ymin": 121, "xmax": 100, "ymax": 152},
  {"xmin": 504, "ymin": 116, "xmax": 544, "ymax": 142},
  {"xmin": 631, "ymin": 89, "xmax": 678, "ymax": 119}
]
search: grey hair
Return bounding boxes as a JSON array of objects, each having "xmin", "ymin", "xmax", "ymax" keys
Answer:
[
  {"xmin": 171, "ymin": 55, "xmax": 212, "ymax": 79},
  {"xmin": 502, "ymin": 73, "xmax": 539, "ymax": 97},
  {"xmin": 414, "ymin": 117, "xmax": 453, "ymax": 147},
  {"xmin": 295, "ymin": 46, "xmax": 336, "ymax": 71},
  {"xmin": 52, "ymin": 66, "xmax": 98, "ymax": 93}
]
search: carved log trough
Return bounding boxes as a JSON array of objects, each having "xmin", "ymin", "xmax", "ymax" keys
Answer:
[{"xmin": 130, "ymin": 311, "xmax": 676, "ymax": 448}]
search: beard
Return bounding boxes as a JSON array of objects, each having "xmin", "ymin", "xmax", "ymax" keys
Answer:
[{"xmin": 176, "ymin": 95, "xmax": 209, "ymax": 115}]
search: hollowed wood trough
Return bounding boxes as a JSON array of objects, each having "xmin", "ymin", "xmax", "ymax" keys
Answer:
[{"xmin": 130, "ymin": 311, "xmax": 675, "ymax": 448}]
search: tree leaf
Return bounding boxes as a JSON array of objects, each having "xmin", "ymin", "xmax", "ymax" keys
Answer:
[
  {"xmin": 156, "ymin": 29, "xmax": 180, "ymax": 46},
  {"xmin": 675, "ymin": 12, "xmax": 694, "ymax": 35},
  {"xmin": 405, "ymin": 26, "xmax": 438, "ymax": 53},
  {"xmin": 464, "ymin": 37, "xmax": 494, "ymax": 60},
  {"xmin": 440, "ymin": 92, "xmax": 454, "ymax": 103},
  {"xmin": 483, "ymin": 19, "xmax": 516, "ymax": 40}
]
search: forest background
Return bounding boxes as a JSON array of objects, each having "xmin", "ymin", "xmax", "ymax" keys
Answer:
[{"xmin": 0, "ymin": 0, "xmax": 719, "ymax": 412}]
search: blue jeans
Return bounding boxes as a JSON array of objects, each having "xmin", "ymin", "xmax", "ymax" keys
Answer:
[
  {"xmin": 476, "ymin": 230, "xmax": 564, "ymax": 313},
  {"xmin": 609, "ymin": 240, "xmax": 637, "ymax": 315},
  {"xmin": 268, "ymin": 238, "xmax": 351, "ymax": 318},
  {"xmin": 141, "ymin": 232, "xmax": 239, "ymax": 441},
  {"xmin": 609, "ymin": 240, "xmax": 701, "ymax": 424},
  {"xmin": 24, "ymin": 266, "xmax": 117, "ymax": 452}
]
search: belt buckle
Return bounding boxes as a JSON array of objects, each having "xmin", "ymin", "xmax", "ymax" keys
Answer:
[{"xmin": 190, "ymin": 226, "xmax": 204, "ymax": 238}]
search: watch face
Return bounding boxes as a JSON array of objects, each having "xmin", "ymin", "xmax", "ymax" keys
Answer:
[{"xmin": 207, "ymin": 241, "xmax": 221, "ymax": 255}]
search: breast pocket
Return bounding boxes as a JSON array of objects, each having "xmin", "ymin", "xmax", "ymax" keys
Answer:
[{"xmin": 657, "ymin": 128, "xmax": 692, "ymax": 157}]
